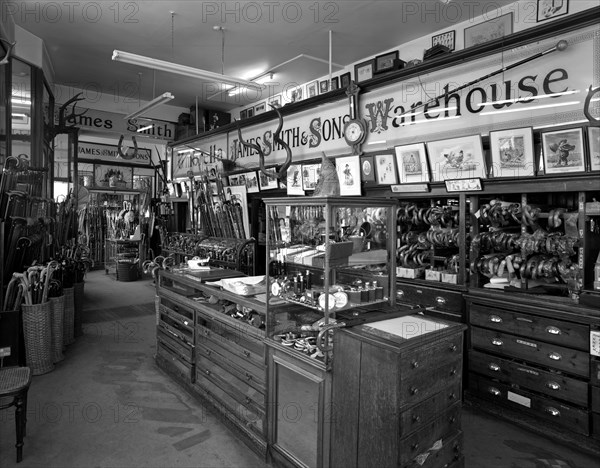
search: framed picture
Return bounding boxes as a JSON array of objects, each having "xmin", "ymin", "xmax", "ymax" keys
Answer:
[
  {"xmin": 489, "ymin": 127, "xmax": 535, "ymax": 178},
  {"xmin": 268, "ymin": 94, "xmax": 282, "ymax": 109},
  {"xmin": 426, "ymin": 134, "xmax": 486, "ymax": 181},
  {"xmin": 228, "ymin": 175, "xmax": 240, "ymax": 186},
  {"xmin": 241, "ymin": 171, "xmax": 260, "ymax": 193},
  {"xmin": 445, "ymin": 178, "xmax": 483, "ymax": 192},
  {"xmin": 335, "ymin": 155, "xmax": 361, "ymax": 196},
  {"xmin": 225, "ymin": 184, "xmax": 250, "ymax": 238},
  {"xmin": 394, "ymin": 143, "xmax": 430, "ymax": 184},
  {"xmin": 246, "ymin": 107, "xmax": 254, "ymax": 118},
  {"xmin": 588, "ymin": 126, "xmax": 600, "ymax": 171},
  {"xmin": 306, "ymin": 81, "xmax": 319, "ymax": 98},
  {"xmin": 258, "ymin": 168, "xmax": 279, "ymax": 190},
  {"xmin": 374, "ymin": 51, "xmax": 399, "ymax": 74},
  {"xmin": 302, "ymin": 163, "xmax": 321, "ymax": 191},
  {"xmin": 374, "ymin": 153, "xmax": 398, "ymax": 185},
  {"xmin": 330, "ymin": 77, "xmax": 339, "ymax": 91},
  {"xmin": 360, "ymin": 155, "xmax": 376, "ymax": 182},
  {"xmin": 432, "ymin": 30, "xmax": 455, "ymax": 51},
  {"xmin": 319, "ymin": 80, "xmax": 329, "ymax": 94},
  {"xmin": 537, "ymin": 0, "xmax": 568, "ymax": 22},
  {"xmin": 354, "ymin": 59, "xmax": 374, "ymax": 83},
  {"xmin": 205, "ymin": 162, "xmax": 219, "ymax": 179},
  {"xmin": 239, "ymin": 109, "xmax": 248, "ymax": 120},
  {"xmin": 339, "ymin": 72, "xmax": 352, "ymax": 89},
  {"xmin": 464, "ymin": 12, "xmax": 513, "ymax": 48},
  {"xmin": 254, "ymin": 102, "xmax": 266, "ymax": 115},
  {"xmin": 541, "ymin": 128, "xmax": 585, "ymax": 174},
  {"xmin": 286, "ymin": 164, "xmax": 305, "ymax": 195}
]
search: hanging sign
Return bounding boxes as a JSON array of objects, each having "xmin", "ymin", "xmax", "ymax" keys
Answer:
[
  {"xmin": 171, "ymin": 134, "xmax": 229, "ymax": 179},
  {"xmin": 77, "ymin": 141, "xmax": 152, "ymax": 166}
]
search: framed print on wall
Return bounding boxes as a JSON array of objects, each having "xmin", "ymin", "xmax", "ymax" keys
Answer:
[
  {"xmin": 239, "ymin": 109, "xmax": 248, "ymax": 120},
  {"xmin": 426, "ymin": 134, "xmax": 486, "ymax": 182},
  {"xmin": 354, "ymin": 59, "xmax": 374, "ymax": 83},
  {"xmin": 319, "ymin": 80, "xmax": 329, "ymax": 94},
  {"xmin": 339, "ymin": 72, "xmax": 352, "ymax": 89},
  {"xmin": 254, "ymin": 102, "xmax": 266, "ymax": 115},
  {"xmin": 394, "ymin": 143, "xmax": 430, "ymax": 184},
  {"xmin": 374, "ymin": 153, "xmax": 398, "ymax": 185},
  {"xmin": 302, "ymin": 163, "xmax": 321, "ymax": 191},
  {"xmin": 330, "ymin": 77, "xmax": 339, "ymax": 91},
  {"xmin": 241, "ymin": 171, "xmax": 260, "ymax": 193},
  {"xmin": 268, "ymin": 94, "xmax": 282, "ymax": 109},
  {"xmin": 306, "ymin": 81, "xmax": 319, "ymax": 98},
  {"xmin": 588, "ymin": 126, "xmax": 600, "ymax": 171},
  {"xmin": 259, "ymin": 168, "xmax": 279, "ymax": 190},
  {"xmin": 464, "ymin": 12, "xmax": 513, "ymax": 48},
  {"xmin": 374, "ymin": 51, "xmax": 399, "ymax": 74},
  {"xmin": 246, "ymin": 107, "xmax": 254, "ymax": 118},
  {"xmin": 225, "ymin": 184, "xmax": 250, "ymax": 238},
  {"xmin": 541, "ymin": 127, "xmax": 585, "ymax": 174},
  {"xmin": 432, "ymin": 30, "xmax": 455, "ymax": 51},
  {"xmin": 537, "ymin": 0, "xmax": 568, "ymax": 22},
  {"xmin": 335, "ymin": 155, "xmax": 361, "ymax": 196},
  {"xmin": 286, "ymin": 164, "xmax": 304, "ymax": 195},
  {"xmin": 489, "ymin": 127, "xmax": 535, "ymax": 178},
  {"xmin": 360, "ymin": 155, "xmax": 375, "ymax": 182}
]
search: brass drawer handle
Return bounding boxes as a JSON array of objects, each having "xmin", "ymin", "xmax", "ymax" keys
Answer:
[
  {"xmin": 411, "ymin": 361, "xmax": 419, "ymax": 369},
  {"xmin": 411, "ymin": 443, "xmax": 419, "ymax": 451},
  {"xmin": 183, "ymin": 320, "xmax": 189, "ymax": 326},
  {"xmin": 548, "ymin": 352, "xmax": 562, "ymax": 361},
  {"xmin": 410, "ymin": 387, "xmax": 419, "ymax": 395},
  {"xmin": 397, "ymin": 290, "xmax": 405, "ymax": 298},
  {"xmin": 435, "ymin": 296, "xmax": 446, "ymax": 305},
  {"xmin": 449, "ymin": 416, "xmax": 456, "ymax": 423},
  {"xmin": 243, "ymin": 350, "xmax": 251, "ymax": 358},
  {"xmin": 546, "ymin": 381, "xmax": 561, "ymax": 391},
  {"xmin": 492, "ymin": 338, "xmax": 503, "ymax": 346},
  {"xmin": 205, "ymin": 349, "xmax": 211, "ymax": 356},
  {"xmin": 205, "ymin": 370, "xmax": 211, "ymax": 376},
  {"xmin": 546, "ymin": 326, "xmax": 562, "ymax": 335},
  {"xmin": 545, "ymin": 407, "xmax": 561, "ymax": 417},
  {"xmin": 245, "ymin": 373, "xmax": 253, "ymax": 381},
  {"xmin": 245, "ymin": 397, "xmax": 252, "ymax": 404},
  {"xmin": 448, "ymin": 392, "xmax": 456, "ymax": 400},
  {"xmin": 412, "ymin": 415, "xmax": 421, "ymax": 423},
  {"xmin": 488, "ymin": 363, "xmax": 501, "ymax": 372},
  {"xmin": 489, "ymin": 315, "xmax": 503, "ymax": 323},
  {"xmin": 449, "ymin": 368, "xmax": 457, "ymax": 376},
  {"xmin": 449, "ymin": 344, "xmax": 458, "ymax": 352},
  {"xmin": 488, "ymin": 387, "xmax": 501, "ymax": 396}
]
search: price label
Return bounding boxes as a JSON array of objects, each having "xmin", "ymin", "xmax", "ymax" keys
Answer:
[{"xmin": 591, "ymin": 330, "xmax": 600, "ymax": 357}]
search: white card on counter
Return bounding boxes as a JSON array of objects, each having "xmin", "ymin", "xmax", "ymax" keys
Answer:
[
  {"xmin": 507, "ymin": 391, "xmax": 531, "ymax": 408},
  {"xmin": 364, "ymin": 315, "xmax": 447, "ymax": 339}
]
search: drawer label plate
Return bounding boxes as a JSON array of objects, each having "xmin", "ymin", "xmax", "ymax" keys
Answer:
[
  {"xmin": 591, "ymin": 330, "xmax": 600, "ymax": 357},
  {"xmin": 516, "ymin": 339, "xmax": 537, "ymax": 348},
  {"xmin": 507, "ymin": 391, "xmax": 531, "ymax": 408}
]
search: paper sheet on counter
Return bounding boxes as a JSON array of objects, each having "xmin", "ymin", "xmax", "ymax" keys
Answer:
[{"xmin": 363, "ymin": 315, "xmax": 447, "ymax": 339}]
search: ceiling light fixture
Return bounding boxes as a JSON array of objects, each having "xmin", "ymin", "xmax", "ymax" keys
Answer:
[
  {"xmin": 112, "ymin": 50, "xmax": 264, "ymax": 91},
  {"xmin": 124, "ymin": 92, "xmax": 175, "ymax": 120}
]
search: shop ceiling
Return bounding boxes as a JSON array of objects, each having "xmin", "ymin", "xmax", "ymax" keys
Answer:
[{"xmin": 10, "ymin": 0, "xmax": 515, "ymax": 113}]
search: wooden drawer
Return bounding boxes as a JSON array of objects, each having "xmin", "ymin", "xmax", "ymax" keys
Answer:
[
  {"xmin": 593, "ymin": 413, "xmax": 600, "ymax": 440},
  {"xmin": 196, "ymin": 341, "xmax": 265, "ymax": 391},
  {"xmin": 157, "ymin": 327, "xmax": 194, "ymax": 365},
  {"xmin": 399, "ymin": 358, "xmax": 463, "ymax": 409},
  {"xmin": 156, "ymin": 343, "xmax": 194, "ymax": 382},
  {"xmin": 470, "ymin": 303, "xmax": 588, "ymax": 351},
  {"xmin": 470, "ymin": 326, "xmax": 589, "ymax": 378},
  {"xmin": 399, "ymin": 404, "xmax": 461, "ymax": 467},
  {"xmin": 194, "ymin": 370, "xmax": 265, "ymax": 437},
  {"xmin": 399, "ymin": 382, "xmax": 462, "ymax": 438},
  {"xmin": 157, "ymin": 319, "xmax": 193, "ymax": 348},
  {"xmin": 159, "ymin": 295, "xmax": 195, "ymax": 322},
  {"xmin": 400, "ymin": 333, "xmax": 463, "ymax": 376},
  {"xmin": 469, "ymin": 349, "xmax": 588, "ymax": 407},
  {"xmin": 469, "ymin": 373, "xmax": 590, "ymax": 435},
  {"xmin": 592, "ymin": 386, "xmax": 600, "ymax": 413},
  {"xmin": 404, "ymin": 430, "xmax": 462, "ymax": 468},
  {"xmin": 591, "ymin": 357, "xmax": 600, "ymax": 386},
  {"xmin": 159, "ymin": 304, "xmax": 194, "ymax": 334},
  {"xmin": 196, "ymin": 324, "xmax": 264, "ymax": 369},
  {"xmin": 195, "ymin": 315, "xmax": 265, "ymax": 358},
  {"xmin": 397, "ymin": 283, "xmax": 464, "ymax": 315}
]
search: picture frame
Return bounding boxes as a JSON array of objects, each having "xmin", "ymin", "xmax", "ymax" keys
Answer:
[
  {"xmin": 374, "ymin": 51, "xmax": 399, "ymax": 74},
  {"xmin": 286, "ymin": 164, "xmax": 305, "ymax": 195},
  {"xmin": 464, "ymin": 12, "xmax": 513, "ymax": 48},
  {"xmin": 268, "ymin": 94, "xmax": 282, "ymax": 109},
  {"xmin": 258, "ymin": 167, "xmax": 279, "ymax": 190},
  {"xmin": 339, "ymin": 72, "xmax": 352, "ymax": 89},
  {"xmin": 283, "ymin": 85, "xmax": 303, "ymax": 105},
  {"xmin": 432, "ymin": 30, "xmax": 455, "ymax": 51},
  {"xmin": 374, "ymin": 153, "xmax": 398, "ymax": 185},
  {"xmin": 330, "ymin": 76, "xmax": 339, "ymax": 91},
  {"xmin": 224, "ymin": 184, "xmax": 250, "ymax": 238},
  {"xmin": 241, "ymin": 171, "xmax": 260, "ymax": 193},
  {"xmin": 306, "ymin": 81, "xmax": 319, "ymax": 98},
  {"xmin": 301, "ymin": 163, "xmax": 321, "ymax": 191},
  {"xmin": 394, "ymin": 143, "xmax": 430, "ymax": 184},
  {"xmin": 254, "ymin": 102, "xmax": 266, "ymax": 115},
  {"xmin": 246, "ymin": 107, "xmax": 254, "ymax": 118},
  {"xmin": 360, "ymin": 155, "xmax": 376, "ymax": 182},
  {"xmin": 228, "ymin": 175, "xmax": 240, "ymax": 186},
  {"xmin": 319, "ymin": 80, "xmax": 329, "ymax": 94},
  {"xmin": 354, "ymin": 59, "xmax": 375, "ymax": 83},
  {"xmin": 541, "ymin": 128, "xmax": 586, "ymax": 174},
  {"xmin": 335, "ymin": 155, "xmax": 362, "ymax": 196},
  {"xmin": 426, "ymin": 134, "xmax": 486, "ymax": 182},
  {"xmin": 588, "ymin": 126, "xmax": 600, "ymax": 171},
  {"xmin": 239, "ymin": 109, "xmax": 248, "ymax": 120},
  {"xmin": 536, "ymin": 0, "xmax": 568, "ymax": 22},
  {"xmin": 489, "ymin": 127, "xmax": 535, "ymax": 178}
]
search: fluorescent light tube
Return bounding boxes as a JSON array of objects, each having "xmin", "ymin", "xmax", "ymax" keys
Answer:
[
  {"xmin": 124, "ymin": 92, "xmax": 174, "ymax": 120},
  {"xmin": 112, "ymin": 50, "xmax": 263, "ymax": 91}
]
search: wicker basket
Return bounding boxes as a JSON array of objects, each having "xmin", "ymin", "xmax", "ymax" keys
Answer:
[
  {"xmin": 63, "ymin": 287, "xmax": 75, "ymax": 346},
  {"xmin": 117, "ymin": 261, "xmax": 139, "ymax": 282},
  {"xmin": 73, "ymin": 282, "xmax": 84, "ymax": 337},
  {"xmin": 22, "ymin": 302, "xmax": 54, "ymax": 375},
  {"xmin": 49, "ymin": 296, "xmax": 65, "ymax": 363}
]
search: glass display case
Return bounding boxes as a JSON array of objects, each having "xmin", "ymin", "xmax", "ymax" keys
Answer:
[{"xmin": 264, "ymin": 196, "xmax": 398, "ymax": 367}]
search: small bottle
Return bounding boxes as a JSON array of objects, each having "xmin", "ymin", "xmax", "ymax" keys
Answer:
[
  {"xmin": 368, "ymin": 282, "xmax": 376, "ymax": 302},
  {"xmin": 361, "ymin": 282, "xmax": 370, "ymax": 302},
  {"xmin": 373, "ymin": 280, "xmax": 384, "ymax": 300},
  {"xmin": 305, "ymin": 270, "xmax": 312, "ymax": 290},
  {"xmin": 293, "ymin": 277, "xmax": 299, "ymax": 296}
]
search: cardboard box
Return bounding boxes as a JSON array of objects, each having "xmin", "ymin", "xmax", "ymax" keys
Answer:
[
  {"xmin": 441, "ymin": 272, "xmax": 458, "ymax": 284},
  {"xmin": 425, "ymin": 269, "xmax": 442, "ymax": 281},
  {"xmin": 396, "ymin": 267, "xmax": 425, "ymax": 279}
]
